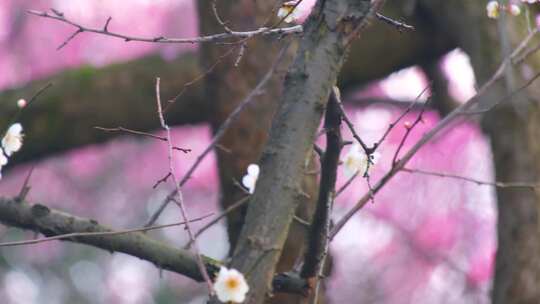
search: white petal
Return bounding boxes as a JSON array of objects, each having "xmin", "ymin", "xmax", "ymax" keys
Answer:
[
  {"xmin": 7, "ymin": 123, "xmax": 23, "ymax": 135},
  {"xmin": 486, "ymin": 1, "xmax": 500, "ymax": 19},
  {"xmin": 214, "ymin": 267, "xmax": 249, "ymax": 303},
  {"xmin": 347, "ymin": 143, "xmax": 362, "ymax": 157},
  {"xmin": 2, "ymin": 138, "xmax": 22, "ymax": 156},
  {"xmin": 242, "ymin": 175, "xmax": 257, "ymax": 193},
  {"xmin": 343, "ymin": 164, "xmax": 358, "ymax": 178},
  {"xmin": 242, "ymin": 175, "xmax": 255, "ymax": 189},
  {"xmin": 0, "ymin": 150, "xmax": 7, "ymax": 166},
  {"xmin": 2, "ymin": 123, "xmax": 24, "ymax": 156},
  {"xmin": 284, "ymin": 15, "xmax": 294, "ymax": 23},
  {"xmin": 277, "ymin": 8, "xmax": 288, "ymax": 19},
  {"xmin": 247, "ymin": 164, "xmax": 259, "ymax": 178}
]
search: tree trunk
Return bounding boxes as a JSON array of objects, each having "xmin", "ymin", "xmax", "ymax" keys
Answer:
[
  {"xmin": 224, "ymin": 1, "xmax": 373, "ymax": 303},
  {"xmin": 196, "ymin": 1, "xmax": 319, "ymax": 303}
]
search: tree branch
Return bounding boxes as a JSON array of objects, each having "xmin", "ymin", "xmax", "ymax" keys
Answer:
[
  {"xmin": 144, "ymin": 43, "xmax": 291, "ymax": 227},
  {"xmin": 27, "ymin": 9, "xmax": 302, "ymax": 49},
  {"xmin": 402, "ymin": 167, "xmax": 540, "ymax": 189},
  {"xmin": 0, "ymin": 197, "xmax": 219, "ymax": 281},
  {"xmin": 329, "ymin": 27, "xmax": 540, "ymax": 240},
  {"xmin": 225, "ymin": 1, "xmax": 375, "ymax": 303},
  {"xmin": 300, "ymin": 87, "xmax": 342, "ymax": 295},
  {"xmin": 0, "ymin": 197, "xmax": 308, "ymax": 295},
  {"xmin": 0, "ymin": 53, "xmax": 208, "ymax": 165}
]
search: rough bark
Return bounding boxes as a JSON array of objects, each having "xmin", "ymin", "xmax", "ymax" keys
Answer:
[
  {"xmin": 224, "ymin": 1, "xmax": 373, "ymax": 303},
  {"xmin": 0, "ymin": 197, "xmax": 220, "ymax": 281},
  {"xmin": 0, "ymin": 197, "xmax": 310, "ymax": 295},
  {"xmin": 196, "ymin": 1, "xmax": 320, "ymax": 303},
  {"xmin": 419, "ymin": 1, "xmax": 540, "ymax": 303}
]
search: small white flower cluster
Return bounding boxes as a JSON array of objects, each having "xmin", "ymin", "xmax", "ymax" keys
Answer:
[
  {"xmin": 342, "ymin": 144, "xmax": 380, "ymax": 178},
  {"xmin": 0, "ymin": 123, "xmax": 24, "ymax": 179},
  {"xmin": 486, "ymin": 1, "xmax": 523, "ymax": 19},
  {"xmin": 214, "ymin": 266, "xmax": 249, "ymax": 303},
  {"xmin": 242, "ymin": 164, "xmax": 259, "ymax": 194},
  {"xmin": 277, "ymin": 0, "xmax": 301, "ymax": 23}
]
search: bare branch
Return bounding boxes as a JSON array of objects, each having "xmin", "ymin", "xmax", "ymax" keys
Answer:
[
  {"xmin": 402, "ymin": 167, "xmax": 540, "ymax": 189},
  {"xmin": 336, "ymin": 94, "xmax": 371, "ymax": 153},
  {"xmin": 224, "ymin": 1, "xmax": 377, "ymax": 302},
  {"xmin": 94, "ymin": 126, "xmax": 191, "ymax": 153},
  {"xmin": 186, "ymin": 196, "xmax": 250, "ymax": 249},
  {"xmin": 211, "ymin": 0, "xmax": 233, "ymax": 33},
  {"xmin": 155, "ymin": 78, "xmax": 213, "ymax": 292},
  {"xmin": 4, "ymin": 83, "xmax": 53, "ymax": 131},
  {"xmin": 373, "ymin": 84, "xmax": 430, "ymax": 152},
  {"xmin": 301, "ymin": 87, "xmax": 342, "ymax": 296},
  {"xmin": 0, "ymin": 198, "xmax": 307, "ymax": 294},
  {"xmin": 0, "ymin": 213, "xmax": 212, "ymax": 247},
  {"xmin": 391, "ymin": 98, "xmax": 430, "ymax": 166},
  {"xmin": 375, "ymin": 13, "xmax": 414, "ymax": 32},
  {"xmin": 329, "ymin": 28, "xmax": 540, "ymax": 241},
  {"xmin": 145, "ymin": 43, "xmax": 291, "ymax": 227},
  {"xmin": 27, "ymin": 9, "xmax": 302, "ymax": 49}
]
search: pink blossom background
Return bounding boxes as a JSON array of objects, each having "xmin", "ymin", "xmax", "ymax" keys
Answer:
[{"xmin": 0, "ymin": 1, "xmax": 494, "ymax": 304}]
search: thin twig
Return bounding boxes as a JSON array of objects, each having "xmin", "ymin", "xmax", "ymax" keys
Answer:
[
  {"xmin": 185, "ymin": 196, "xmax": 250, "ymax": 249},
  {"xmin": 0, "ymin": 213, "xmax": 212, "ymax": 247},
  {"xmin": 16, "ymin": 166, "xmax": 35, "ymax": 202},
  {"xmin": 165, "ymin": 45, "xmax": 238, "ymax": 110},
  {"xmin": 211, "ymin": 0, "xmax": 233, "ymax": 33},
  {"xmin": 391, "ymin": 98, "xmax": 430, "ymax": 166},
  {"xmin": 375, "ymin": 13, "xmax": 414, "ymax": 32},
  {"xmin": 335, "ymin": 93, "xmax": 371, "ymax": 154},
  {"xmin": 402, "ymin": 167, "xmax": 540, "ymax": 189},
  {"xmin": 461, "ymin": 71, "xmax": 540, "ymax": 115},
  {"xmin": 94, "ymin": 126, "xmax": 191, "ymax": 153},
  {"xmin": 155, "ymin": 78, "xmax": 213, "ymax": 292},
  {"xmin": 145, "ymin": 43, "xmax": 291, "ymax": 227},
  {"xmin": 372, "ymin": 84, "xmax": 431, "ymax": 152},
  {"xmin": 335, "ymin": 171, "xmax": 359, "ymax": 197},
  {"xmin": 332, "ymin": 85, "xmax": 432, "ymax": 201},
  {"xmin": 27, "ymin": 9, "xmax": 302, "ymax": 49},
  {"xmin": 6, "ymin": 83, "xmax": 53, "ymax": 130},
  {"xmin": 330, "ymin": 31, "xmax": 540, "ymax": 240},
  {"xmin": 153, "ymin": 172, "xmax": 172, "ymax": 189}
]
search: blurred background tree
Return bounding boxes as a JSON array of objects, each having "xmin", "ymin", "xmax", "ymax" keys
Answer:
[{"xmin": 0, "ymin": 1, "xmax": 539, "ymax": 303}]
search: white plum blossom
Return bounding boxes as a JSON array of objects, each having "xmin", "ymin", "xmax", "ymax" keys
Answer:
[
  {"xmin": 342, "ymin": 144, "xmax": 380, "ymax": 178},
  {"xmin": 487, "ymin": 1, "xmax": 524, "ymax": 18},
  {"xmin": 509, "ymin": 4, "xmax": 521, "ymax": 16},
  {"xmin": 17, "ymin": 99, "xmax": 27, "ymax": 108},
  {"xmin": 242, "ymin": 164, "xmax": 259, "ymax": 194},
  {"xmin": 487, "ymin": 1, "xmax": 500, "ymax": 19},
  {"xmin": 2, "ymin": 123, "xmax": 24, "ymax": 156},
  {"xmin": 0, "ymin": 148, "xmax": 8, "ymax": 180},
  {"xmin": 214, "ymin": 267, "xmax": 249, "ymax": 303},
  {"xmin": 277, "ymin": 1, "xmax": 301, "ymax": 23}
]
